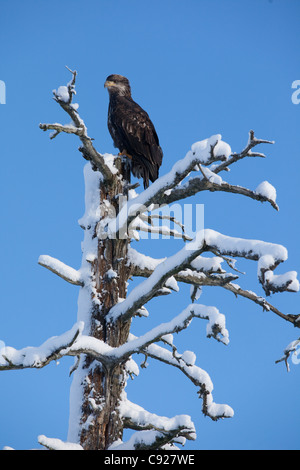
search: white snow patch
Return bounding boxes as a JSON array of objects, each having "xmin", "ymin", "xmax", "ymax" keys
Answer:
[{"xmin": 255, "ymin": 181, "xmax": 277, "ymax": 202}]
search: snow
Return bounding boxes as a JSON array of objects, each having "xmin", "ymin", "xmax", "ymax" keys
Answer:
[
  {"xmin": 191, "ymin": 255, "xmax": 224, "ymax": 273},
  {"xmin": 102, "ymin": 153, "xmax": 119, "ymax": 175},
  {"xmin": 127, "ymin": 246, "xmax": 165, "ymax": 271},
  {"xmin": 258, "ymin": 254, "xmax": 299, "ymax": 293},
  {"xmin": 38, "ymin": 435, "xmax": 83, "ymax": 450},
  {"xmin": 106, "ymin": 135, "xmax": 231, "ymax": 238},
  {"xmin": 109, "ymin": 228, "xmax": 292, "ymax": 322},
  {"xmin": 68, "ymin": 163, "xmax": 102, "ymax": 444},
  {"xmin": 106, "ymin": 268, "xmax": 118, "ymax": 279},
  {"xmin": 165, "ymin": 276, "xmax": 179, "ymax": 292},
  {"xmin": 264, "ymin": 270, "xmax": 299, "ymax": 292},
  {"xmin": 191, "ymin": 135, "xmax": 231, "ymax": 162},
  {"xmin": 0, "ymin": 322, "xmax": 84, "ymax": 369},
  {"xmin": 125, "ymin": 357, "xmax": 140, "ymax": 377},
  {"xmin": 109, "ymin": 430, "xmax": 166, "ymax": 450},
  {"xmin": 200, "ymin": 166, "xmax": 223, "ymax": 185},
  {"xmin": 206, "ymin": 398, "xmax": 234, "ymax": 420},
  {"xmin": 54, "ymin": 86, "xmax": 70, "ymax": 103},
  {"xmin": 38, "ymin": 255, "xmax": 82, "ymax": 284},
  {"xmin": 255, "ymin": 181, "xmax": 277, "ymax": 202},
  {"xmin": 28, "ymin": 136, "xmax": 295, "ymax": 448},
  {"xmin": 118, "ymin": 391, "xmax": 195, "ymax": 437},
  {"xmin": 181, "ymin": 350, "xmax": 196, "ymax": 366},
  {"xmin": 284, "ymin": 338, "xmax": 300, "ymax": 355},
  {"xmin": 141, "ymin": 340, "xmax": 234, "ymax": 419},
  {"xmin": 200, "ymin": 229, "xmax": 288, "ymax": 262}
]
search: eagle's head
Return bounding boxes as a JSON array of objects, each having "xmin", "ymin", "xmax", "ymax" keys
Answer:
[{"xmin": 104, "ymin": 75, "xmax": 131, "ymax": 97}]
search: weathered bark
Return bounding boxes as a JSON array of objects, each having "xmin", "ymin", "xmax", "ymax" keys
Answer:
[{"xmin": 78, "ymin": 157, "xmax": 132, "ymax": 450}]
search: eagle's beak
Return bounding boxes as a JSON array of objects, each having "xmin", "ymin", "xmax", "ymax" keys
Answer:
[{"xmin": 104, "ymin": 80, "xmax": 115, "ymax": 88}]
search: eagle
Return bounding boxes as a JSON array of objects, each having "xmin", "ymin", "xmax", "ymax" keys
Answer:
[{"xmin": 104, "ymin": 74, "xmax": 163, "ymax": 189}]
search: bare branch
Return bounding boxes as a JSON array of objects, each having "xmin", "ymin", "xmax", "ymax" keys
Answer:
[
  {"xmin": 223, "ymin": 282, "xmax": 300, "ymax": 327},
  {"xmin": 39, "ymin": 67, "xmax": 114, "ymax": 183},
  {"xmin": 213, "ymin": 129, "xmax": 274, "ymax": 174}
]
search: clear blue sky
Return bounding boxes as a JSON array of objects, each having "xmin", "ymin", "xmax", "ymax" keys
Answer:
[{"xmin": 0, "ymin": 0, "xmax": 299, "ymax": 450}]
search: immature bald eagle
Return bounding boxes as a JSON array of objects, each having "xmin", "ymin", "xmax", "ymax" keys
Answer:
[{"xmin": 104, "ymin": 74, "xmax": 163, "ymax": 189}]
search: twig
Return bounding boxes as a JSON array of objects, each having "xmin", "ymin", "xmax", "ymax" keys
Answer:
[{"xmin": 40, "ymin": 67, "xmax": 114, "ymax": 183}]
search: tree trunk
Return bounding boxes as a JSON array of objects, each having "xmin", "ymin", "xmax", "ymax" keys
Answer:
[{"xmin": 69, "ymin": 157, "xmax": 132, "ymax": 450}]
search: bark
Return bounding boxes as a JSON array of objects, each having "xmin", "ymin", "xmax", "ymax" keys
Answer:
[{"xmin": 78, "ymin": 157, "xmax": 132, "ymax": 450}]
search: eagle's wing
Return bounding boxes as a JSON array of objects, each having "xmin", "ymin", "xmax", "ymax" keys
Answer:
[{"xmin": 114, "ymin": 97, "xmax": 163, "ymax": 168}]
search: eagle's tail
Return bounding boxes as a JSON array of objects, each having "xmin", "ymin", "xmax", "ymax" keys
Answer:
[{"xmin": 131, "ymin": 156, "xmax": 160, "ymax": 189}]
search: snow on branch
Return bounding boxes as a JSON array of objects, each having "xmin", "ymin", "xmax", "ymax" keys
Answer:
[
  {"xmin": 275, "ymin": 336, "xmax": 300, "ymax": 371},
  {"xmin": 119, "ymin": 391, "xmax": 196, "ymax": 444},
  {"xmin": 39, "ymin": 67, "xmax": 115, "ymax": 183},
  {"xmin": 107, "ymin": 232, "xmax": 208, "ymax": 323},
  {"xmin": 38, "ymin": 255, "xmax": 83, "ymax": 286},
  {"xmin": 104, "ymin": 131, "xmax": 276, "ymax": 239},
  {"xmin": 109, "ymin": 429, "xmax": 186, "ymax": 451},
  {"xmin": 110, "ymin": 304, "xmax": 229, "ymax": 366},
  {"xmin": 203, "ymin": 230, "xmax": 299, "ymax": 296},
  {"xmin": 128, "ymin": 240, "xmax": 299, "ymax": 327},
  {"xmin": 162, "ymin": 169, "xmax": 278, "ymax": 211},
  {"xmin": 38, "ymin": 435, "xmax": 83, "ymax": 450},
  {"xmin": 131, "ymin": 216, "xmax": 193, "ymax": 242},
  {"xmin": 109, "ymin": 229, "xmax": 298, "ymax": 324},
  {"xmin": 138, "ymin": 338, "xmax": 234, "ymax": 421},
  {"xmin": 0, "ymin": 323, "xmax": 83, "ymax": 371},
  {"xmin": 104, "ymin": 134, "xmax": 231, "ymax": 239}
]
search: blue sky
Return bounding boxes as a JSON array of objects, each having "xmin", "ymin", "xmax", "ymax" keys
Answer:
[{"xmin": 0, "ymin": 0, "xmax": 299, "ymax": 450}]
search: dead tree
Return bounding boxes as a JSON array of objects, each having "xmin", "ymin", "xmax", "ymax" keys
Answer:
[{"xmin": 1, "ymin": 68, "xmax": 299, "ymax": 450}]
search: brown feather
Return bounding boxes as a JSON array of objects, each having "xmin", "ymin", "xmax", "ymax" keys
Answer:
[{"xmin": 105, "ymin": 75, "xmax": 163, "ymax": 189}]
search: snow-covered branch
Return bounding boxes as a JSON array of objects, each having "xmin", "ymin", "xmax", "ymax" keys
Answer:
[
  {"xmin": 138, "ymin": 339, "xmax": 234, "ymax": 421},
  {"xmin": 0, "ymin": 323, "xmax": 83, "ymax": 371},
  {"xmin": 109, "ymin": 429, "xmax": 187, "ymax": 450},
  {"xmin": 118, "ymin": 391, "xmax": 196, "ymax": 445},
  {"xmin": 39, "ymin": 67, "xmax": 114, "ymax": 183},
  {"xmin": 203, "ymin": 230, "xmax": 298, "ymax": 296},
  {"xmin": 128, "ymin": 242, "xmax": 300, "ymax": 327},
  {"xmin": 275, "ymin": 336, "xmax": 300, "ymax": 371},
  {"xmin": 162, "ymin": 169, "xmax": 278, "ymax": 211},
  {"xmin": 38, "ymin": 255, "xmax": 83, "ymax": 286},
  {"xmin": 104, "ymin": 131, "xmax": 276, "ymax": 239},
  {"xmin": 104, "ymin": 134, "xmax": 231, "ymax": 239},
  {"xmin": 38, "ymin": 435, "xmax": 83, "ymax": 450},
  {"xmin": 107, "ymin": 233, "xmax": 208, "ymax": 323},
  {"xmin": 114, "ymin": 229, "xmax": 297, "ymax": 324},
  {"xmin": 132, "ymin": 216, "xmax": 193, "ymax": 242}
]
